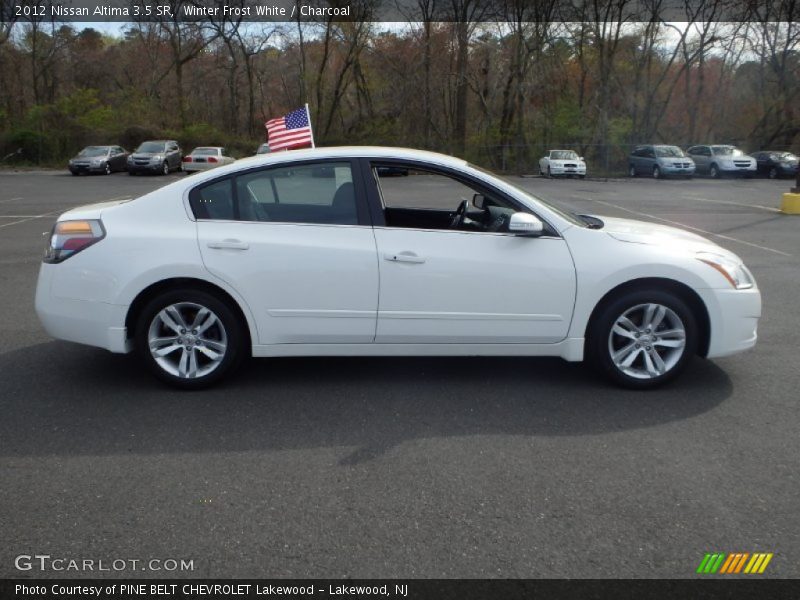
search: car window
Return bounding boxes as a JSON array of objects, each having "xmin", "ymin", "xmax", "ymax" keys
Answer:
[
  {"xmin": 644, "ymin": 148, "xmax": 656, "ymax": 158},
  {"xmin": 655, "ymin": 146, "xmax": 685, "ymax": 158},
  {"xmin": 137, "ymin": 142, "xmax": 166, "ymax": 153},
  {"xmin": 168, "ymin": 143, "xmax": 179, "ymax": 151},
  {"xmin": 235, "ymin": 161, "xmax": 358, "ymax": 225},
  {"xmin": 551, "ymin": 150, "xmax": 578, "ymax": 160},
  {"xmin": 189, "ymin": 178, "xmax": 235, "ymax": 220},
  {"xmin": 375, "ymin": 166, "xmax": 482, "ymax": 210}
]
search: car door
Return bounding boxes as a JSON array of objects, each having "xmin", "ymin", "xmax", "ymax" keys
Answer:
[
  {"xmin": 689, "ymin": 146, "xmax": 710, "ymax": 172},
  {"xmin": 166, "ymin": 142, "xmax": 180, "ymax": 169},
  {"xmin": 193, "ymin": 159, "xmax": 379, "ymax": 345},
  {"xmin": 365, "ymin": 161, "xmax": 576, "ymax": 344}
]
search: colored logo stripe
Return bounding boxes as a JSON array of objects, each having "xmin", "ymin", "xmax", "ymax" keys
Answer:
[{"xmin": 697, "ymin": 552, "xmax": 773, "ymax": 574}]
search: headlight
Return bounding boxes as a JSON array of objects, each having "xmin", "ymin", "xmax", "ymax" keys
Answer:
[
  {"xmin": 90, "ymin": 159, "xmax": 103, "ymax": 165},
  {"xmin": 696, "ymin": 252, "xmax": 754, "ymax": 289},
  {"xmin": 127, "ymin": 156, "xmax": 134, "ymax": 162},
  {"xmin": 151, "ymin": 155, "xmax": 163, "ymax": 162}
]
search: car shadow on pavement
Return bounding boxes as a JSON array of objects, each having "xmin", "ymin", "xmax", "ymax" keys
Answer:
[{"xmin": 0, "ymin": 342, "xmax": 733, "ymax": 464}]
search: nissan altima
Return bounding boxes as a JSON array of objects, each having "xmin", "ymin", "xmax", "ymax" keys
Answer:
[{"xmin": 35, "ymin": 147, "xmax": 761, "ymax": 389}]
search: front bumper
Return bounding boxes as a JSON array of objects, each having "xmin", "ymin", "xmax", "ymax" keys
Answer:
[
  {"xmin": 127, "ymin": 162, "xmax": 164, "ymax": 174},
  {"xmin": 719, "ymin": 165, "xmax": 756, "ymax": 176},
  {"xmin": 549, "ymin": 165, "xmax": 586, "ymax": 176},
  {"xmin": 661, "ymin": 164, "xmax": 696, "ymax": 176},
  {"xmin": 697, "ymin": 286, "xmax": 761, "ymax": 358},
  {"xmin": 35, "ymin": 264, "xmax": 131, "ymax": 353},
  {"xmin": 69, "ymin": 163, "xmax": 106, "ymax": 174}
]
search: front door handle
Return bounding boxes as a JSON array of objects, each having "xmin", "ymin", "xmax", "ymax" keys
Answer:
[
  {"xmin": 384, "ymin": 251, "xmax": 425, "ymax": 264},
  {"xmin": 207, "ymin": 239, "xmax": 249, "ymax": 251}
]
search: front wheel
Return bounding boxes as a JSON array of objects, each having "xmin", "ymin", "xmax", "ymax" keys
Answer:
[
  {"xmin": 652, "ymin": 165, "xmax": 661, "ymax": 179},
  {"xmin": 710, "ymin": 164, "xmax": 720, "ymax": 179},
  {"xmin": 135, "ymin": 289, "xmax": 246, "ymax": 389},
  {"xmin": 769, "ymin": 167, "xmax": 778, "ymax": 179},
  {"xmin": 104, "ymin": 162, "xmax": 111, "ymax": 175},
  {"xmin": 162, "ymin": 161, "xmax": 170, "ymax": 175},
  {"xmin": 628, "ymin": 165, "xmax": 637, "ymax": 177},
  {"xmin": 588, "ymin": 289, "xmax": 698, "ymax": 389}
]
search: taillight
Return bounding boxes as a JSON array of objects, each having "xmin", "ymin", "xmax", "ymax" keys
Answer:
[
  {"xmin": 182, "ymin": 156, "xmax": 192, "ymax": 162},
  {"xmin": 208, "ymin": 157, "xmax": 218, "ymax": 163},
  {"xmin": 44, "ymin": 219, "xmax": 105, "ymax": 263}
]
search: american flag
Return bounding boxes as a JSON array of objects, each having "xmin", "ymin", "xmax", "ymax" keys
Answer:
[{"xmin": 265, "ymin": 107, "xmax": 314, "ymax": 151}]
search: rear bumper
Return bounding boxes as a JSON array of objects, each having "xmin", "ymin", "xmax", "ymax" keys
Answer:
[
  {"xmin": 697, "ymin": 286, "xmax": 761, "ymax": 358},
  {"xmin": 35, "ymin": 264, "xmax": 131, "ymax": 353},
  {"xmin": 183, "ymin": 162, "xmax": 220, "ymax": 173}
]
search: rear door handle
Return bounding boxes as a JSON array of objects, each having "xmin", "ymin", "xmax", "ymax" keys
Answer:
[
  {"xmin": 207, "ymin": 239, "xmax": 249, "ymax": 250},
  {"xmin": 384, "ymin": 251, "xmax": 425, "ymax": 264}
]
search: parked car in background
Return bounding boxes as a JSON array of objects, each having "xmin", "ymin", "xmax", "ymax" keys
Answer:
[
  {"xmin": 539, "ymin": 150, "xmax": 587, "ymax": 178},
  {"xmin": 68, "ymin": 146, "xmax": 128, "ymax": 175},
  {"xmin": 628, "ymin": 145, "xmax": 695, "ymax": 179},
  {"xmin": 686, "ymin": 145, "xmax": 756, "ymax": 178},
  {"xmin": 35, "ymin": 146, "xmax": 760, "ymax": 391},
  {"xmin": 256, "ymin": 143, "xmax": 270, "ymax": 155},
  {"xmin": 751, "ymin": 150, "xmax": 799, "ymax": 179},
  {"xmin": 127, "ymin": 140, "xmax": 183, "ymax": 175},
  {"xmin": 182, "ymin": 147, "xmax": 235, "ymax": 174}
]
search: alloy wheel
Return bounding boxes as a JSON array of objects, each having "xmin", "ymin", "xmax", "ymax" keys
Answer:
[
  {"xmin": 147, "ymin": 302, "xmax": 228, "ymax": 379},
  {"xmin": 607, "ymin": 302, "xmax": 687, "ymax": 380}
]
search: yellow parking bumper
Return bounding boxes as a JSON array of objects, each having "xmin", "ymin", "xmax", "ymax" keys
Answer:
[{"xmin": 781, "ymin": 192, "xmax": 800, "ymax": 214}]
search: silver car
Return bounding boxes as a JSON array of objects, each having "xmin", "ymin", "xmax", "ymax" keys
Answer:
[
  {"xmin": 686, "ymin": 145, "xmax": 756, "ymax": 178},
  {"xmin": 628, "ymin": 145, "xmax": 696, "ymax": 179}
]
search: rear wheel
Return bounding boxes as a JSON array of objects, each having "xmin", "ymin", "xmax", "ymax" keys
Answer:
[
  {"xmin": 588, "ymin": 289, "xmax": 698, "ymax": 389},
  {"xmin": 135, "ymin": 289, "xmax": 246, "ymax": 389},
  {"xmin": 769, "ymin": 166, "xmax": 778, "ymax": 179}
]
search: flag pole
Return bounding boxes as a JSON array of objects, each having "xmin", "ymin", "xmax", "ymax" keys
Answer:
[{"xmin": 305, "ymin": 103, "xmax": 316, "ymax": 149}]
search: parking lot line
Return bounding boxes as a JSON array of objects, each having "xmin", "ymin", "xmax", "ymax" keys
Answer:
[
  {"xmin": 0, "ymin": 197, "xmax": 23, "ymax": 204},
  {"xmin": 590, "ymin": 200, "xmax": 792, "ymax": 257},
  {"xmin": 0, "ymin": 195, "xmax": 131, "ymax": 230},
  {"xmin": 0, "ymin": 211, "xmax": 62, "ymax": 229},
  {"xmin": 683, "ymin": 195, "xmax": 782, "ymax": 213}
]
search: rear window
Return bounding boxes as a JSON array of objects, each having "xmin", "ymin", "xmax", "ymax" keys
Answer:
[{"xmin": 189, "ymin": 178, "xmax": 235, "ymax": 220}]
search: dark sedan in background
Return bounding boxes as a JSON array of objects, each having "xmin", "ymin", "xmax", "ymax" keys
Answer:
[
  {"xmin": 752, "ymin": 151, "xmax": 799, "ymax": 179},
  {"xmin": 68, "ymin": 146, "xmax": 129, "ymax": 175},
  {"xmin": 127, "ymin": 140, "xmax": 183, "ymax": 175}
]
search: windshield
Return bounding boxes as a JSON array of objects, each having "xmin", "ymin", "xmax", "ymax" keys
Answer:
[
  {"xmin": 192, "ymin": 148, "xmax": 219, "ymax": 156},
  {"xmin": 77, "ymin": 146, "xmax": 109, "ymax": 157},
  {"xmin": 551, "ymin": 150, "xmax": 578, "ymax": 160},
  {"xmin": 136, "ymin": 142, "xmax": 166, "ymax": 153},
  {"xmin": 712, "ymin": 145, "xmax": 744, "ymax": 156},
  {"xmin": 468, "ymin": 163, "xmax": 586, "ymax": 228},
  {"xmin": 655, "ymin": 146, "xmax": 685, "ymax": 158}
]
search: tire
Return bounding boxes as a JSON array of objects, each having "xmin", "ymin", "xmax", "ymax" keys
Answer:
[
  {"xmin": 587, "ymin": 288, "xmax": 698, "ymax": 389},
  {"xmin": 769, "ymin": 167, "xmax": 778, "ymax": 179},
  {"xmin": 128, "ymin": 170, "xmax": 135, "ymax": 176},
  {"xmin": 547, "ymin": 166, "xmax": 552, "ymax": 179},
  {"xmin": 578, "ymin": 174, "xmax": 586, "ymax": 179},
  {"xmin": 70, "ymin": 171, "xmax": 78, "ymax": 176},
  {"xmin": 710, "ymin": 164, "xmax": 720, "ymax": 179},
  {"xmin": 653, "ymin": 165, "xmax": 661, "ymax": 179},
  {"xmin": 135, "ymin": 289, "xmax": 247, "ymax": 389},
  {"xmin": 104, "ymin": 162, "xmax": 111, "ymax": 175},
  {"xmin": 629, "ymin": 164, "xmax": 637, "ymax": 178},
  {"xmin": 162, "ymin": 161, "xmax": 170, "ymax": 176}
]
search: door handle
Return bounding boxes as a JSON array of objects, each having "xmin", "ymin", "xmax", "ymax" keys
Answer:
[
  {"xmin": 384, "ymin": 251, "xmax": 425, "ymax": 264},
  {"xmin": 207, "ymin": 239, "xmax": 249, "ymax": 250}
]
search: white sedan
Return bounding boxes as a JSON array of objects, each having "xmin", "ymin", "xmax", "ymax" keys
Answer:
[
  {"xmin": 182, "ymin": 147, "xmax": 235, "ymax": 173},
  {"xmin": 35, "ymin": 146, "xmax": 760, "ymax": 389},
  {"xmin": 539, "ymin": 150, "xmax": 587, "ymax": 178}
]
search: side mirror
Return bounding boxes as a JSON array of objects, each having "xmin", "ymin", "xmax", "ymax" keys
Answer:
[
  {"xmin": 508, "ymin": 212, "xmax": 544, "ymax": 236},
  {"xmin": 472, "ymin": 193, "xmax": 486, "ymax": 209},
  {"xmin": 579, "ymin": 156, "xmax": 585, "ymax": 161}
]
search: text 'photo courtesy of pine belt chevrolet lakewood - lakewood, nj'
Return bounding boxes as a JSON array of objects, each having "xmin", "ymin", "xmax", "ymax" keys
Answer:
[{"xmin": 35, "ymin": 146, "xmax": 761, "ymax": 390}]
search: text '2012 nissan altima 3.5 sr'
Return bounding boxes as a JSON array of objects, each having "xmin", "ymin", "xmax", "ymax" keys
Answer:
[{"xmin": 35, "ymin": 147, "xmax": 761, "ymax": 389}]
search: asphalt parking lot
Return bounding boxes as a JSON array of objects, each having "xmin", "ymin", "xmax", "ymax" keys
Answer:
[{"xmin": 1, "ymin": 169, "xmax": 798, "ymax": 578}]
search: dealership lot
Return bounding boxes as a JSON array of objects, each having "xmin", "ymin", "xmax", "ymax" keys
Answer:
[{"xmin": 1, "ymin": 170, "xmax": 798, "ymax": 578}]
